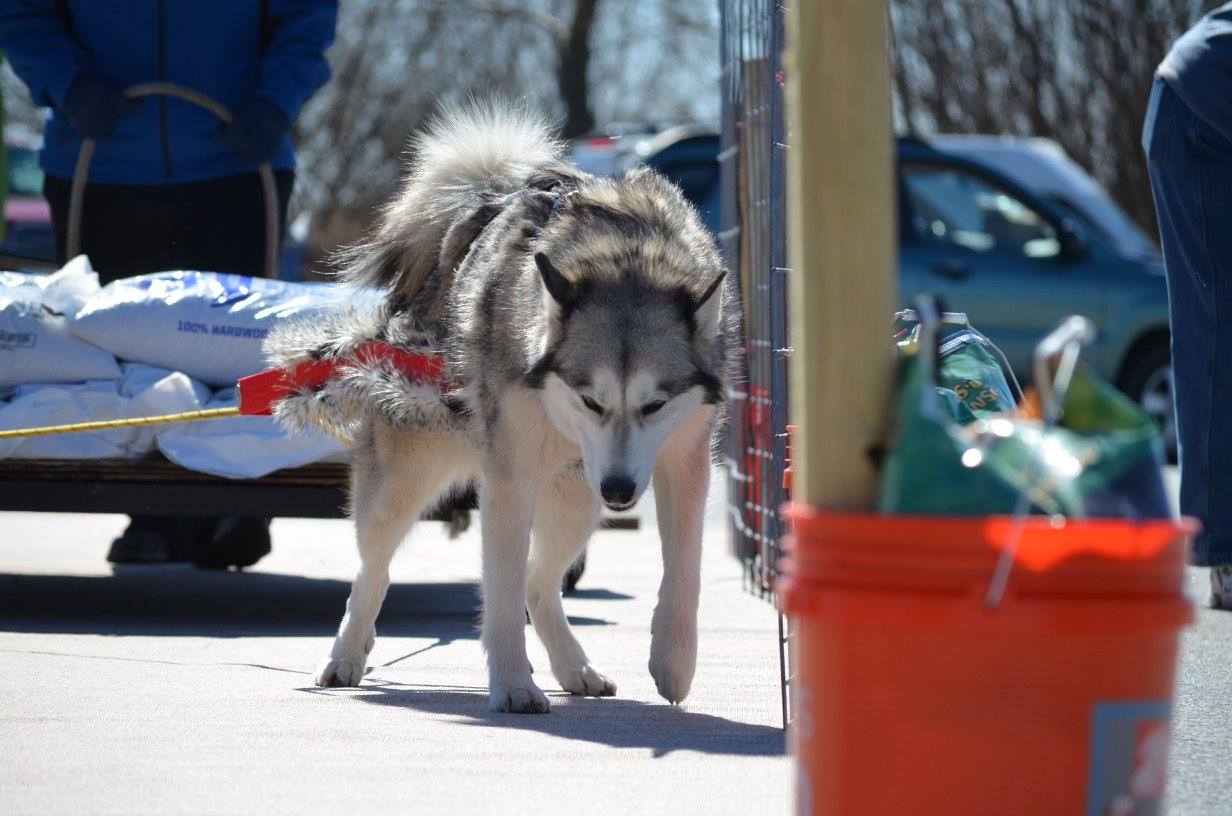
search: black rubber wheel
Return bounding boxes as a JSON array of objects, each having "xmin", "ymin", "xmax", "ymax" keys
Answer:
[
  {"xmin": 562, "ymin": 550, "xmax": 587, "ymax": 594},
  {"xmin": 1118, "ymin": 341, "xmax": 1176, "ymax": 464}
]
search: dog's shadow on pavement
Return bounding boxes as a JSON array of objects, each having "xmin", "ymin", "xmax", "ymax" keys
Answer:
[
  {"xmin": 2, "ymin": 568, "xmax": 782, "ymax": 758},
  {"xmin": 0, "ymin": 568, "xmax": 617, "ymax": 637},
  {"xmin": 299, "ymin": 680, "xmax": 785, "ymax": 758}
]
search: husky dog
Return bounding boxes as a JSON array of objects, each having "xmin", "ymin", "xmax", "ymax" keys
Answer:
[{"xmin": 267, "ymin": 101, "xmax": 734, "ymax": 713}]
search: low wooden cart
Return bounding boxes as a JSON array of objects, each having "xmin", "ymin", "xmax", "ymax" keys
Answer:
[
  {"xmin": 0, "ymin": 458, "xmax": 356, "ymax": 519},
  {"xmin": 0, "ymin": 457, "xmax": 633, "ymax": 589}
]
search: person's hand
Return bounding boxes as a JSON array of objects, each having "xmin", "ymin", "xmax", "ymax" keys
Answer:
[
  {"xmin": 220, "ymin": 98, "xmax": 290, "ymax": 165},
  {"xmin": 63, "ymin": 74, "xmax": 133, "ymax": 141}
]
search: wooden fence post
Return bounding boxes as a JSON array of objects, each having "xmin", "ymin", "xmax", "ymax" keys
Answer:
[{"xmin": 784, "ymin": 0, "xmax": 898, "ymax": 510}]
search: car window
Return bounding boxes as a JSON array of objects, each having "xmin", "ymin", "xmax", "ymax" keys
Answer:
[{"xmin": 902, "ymin": 164, "xmax": 1061, "ymax": 259}]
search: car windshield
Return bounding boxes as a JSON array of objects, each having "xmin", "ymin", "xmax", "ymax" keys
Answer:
[
  {"xmin": 1046, "ymin": 194, "xmax": 1160, "ymax": 260},
  {"xmin": 7, "ymin": 147, "xmax": 44, "ymax": 198}
]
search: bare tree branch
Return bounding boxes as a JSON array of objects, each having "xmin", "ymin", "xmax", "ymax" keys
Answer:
[
  {"xmin": 890, "ymin": 0, "xmax": 1222, "ymax": 232},
  {"xmin": 441, "ymin": 0, "xmax": 567, "ymax": 41}
]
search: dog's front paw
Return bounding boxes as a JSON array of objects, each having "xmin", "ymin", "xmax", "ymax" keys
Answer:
[
  {"xmin": 648, "ymin": 651, "xmax": 694, "ymax": 704},
  {"xmin": 489, "ymin": 682, "xmax": 550, "ymax": 714},
  {"xmin": 316, "ymin": 656, "xmax": 366, "ymax": 687},
  {"xmin": 649, "ymin": 620, "xmax": 697, "ymax": 704},
  {"xmin": 315, "ymin": 627, "xmax": 375, "ymax": 687},
  {"xmin": 558, "ymin": 664, "xmax": 617, "ymax": 697}
]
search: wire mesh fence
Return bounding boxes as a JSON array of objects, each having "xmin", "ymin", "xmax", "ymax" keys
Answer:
[
  {"xmin": 721, "ymin": 0, "xmax": 790, "ymax": 598},
  {"xmin": 720, "ymin": 0, "xmax": 794, "ymax": 729}
]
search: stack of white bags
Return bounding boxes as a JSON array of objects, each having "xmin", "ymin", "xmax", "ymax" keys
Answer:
[{"xmin": 0, "ymin": 257, "xmax": 346, "ymax": 477}]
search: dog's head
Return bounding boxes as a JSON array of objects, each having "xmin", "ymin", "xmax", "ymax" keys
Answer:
[{"xmin": 527, "ymin": 240, "xmax": 719, "ymax": 512}]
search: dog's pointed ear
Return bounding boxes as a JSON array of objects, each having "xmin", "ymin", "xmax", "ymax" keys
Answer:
[
  {"xmin": 690, "ymin": 271, "xmax": 725, "ymax": 342},
  {"xmin": 535, "ymin": 252, "xmax": 575, "ymax": 310}
]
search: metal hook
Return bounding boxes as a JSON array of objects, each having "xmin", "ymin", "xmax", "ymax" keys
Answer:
[{"xmin": 985, "ymin": 315, "xmax": 1096, "ymax": 609}]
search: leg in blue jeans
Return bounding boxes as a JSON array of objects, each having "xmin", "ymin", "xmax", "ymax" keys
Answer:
[{"xmin": 1143, "ymin": 77, "xmax": 1232, "ymax": 566}]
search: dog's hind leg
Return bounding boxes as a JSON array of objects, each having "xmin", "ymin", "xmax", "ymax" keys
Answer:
[
  {"xmin": 317, "ymin": 425, "xmax": 476, "ymax": 687},
  {"xmin": 647, "ymin": 407, "xmax": 715, "ymax": 704},
  {"xmin": 527, "ymin": 468, "xmax": 615, "ymax": 697}
]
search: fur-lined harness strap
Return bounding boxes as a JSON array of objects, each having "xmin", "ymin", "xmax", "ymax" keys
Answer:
[{"xmin": 236, "ymin": 341, "xmax": 449, "ymax": 416}]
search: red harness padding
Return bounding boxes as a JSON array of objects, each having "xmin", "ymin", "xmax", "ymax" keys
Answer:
[{"xmin": 236, "ymin": 340, "xmax": 449, "ymax": 417}]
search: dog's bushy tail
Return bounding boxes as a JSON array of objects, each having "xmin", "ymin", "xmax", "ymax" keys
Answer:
[{"xmin": 333, "ymin": 98, "xmax": 563, "ymax": 303}]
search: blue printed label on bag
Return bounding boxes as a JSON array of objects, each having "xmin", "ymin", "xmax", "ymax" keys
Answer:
[
  {"xmin": 1085, "ymin": 701, "xmax": 1171, "ymax": 816},
  {"xmin": 174, "ymin": 320, "xmax": 268, "ymax": 340},
  {"xmin": 0, "ymin": 329, "xmax": 36, "ymax": 350}
]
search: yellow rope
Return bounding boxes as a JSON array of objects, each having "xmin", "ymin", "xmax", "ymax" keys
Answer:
[{"xmin": 0, "ymin": 406, "xmax": 242, "ymax": 441}]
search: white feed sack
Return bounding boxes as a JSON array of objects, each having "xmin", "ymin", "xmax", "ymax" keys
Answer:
[
  {"xmin": 70, "ymin": 271, "xmax": 343, "ymax": 387},
  {"xmin": 158, "ymin": 386, "xmax": 348, "ymax": 479},
  {"xmin": 0, "ymin": 363, "xmax": 210, "ymax": 459},
  {"xmin": 0, "ymin": 256, "xmax": 122, "ymax": 385}
]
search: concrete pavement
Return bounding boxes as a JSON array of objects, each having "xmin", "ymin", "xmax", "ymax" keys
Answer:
[
  {"xmin": 0, "ymin": 494, "xmax": 791, "ymax": 816},
  {"xmin": 1, "ymin": 470, "xmax": 1229, "ymax": 814}
]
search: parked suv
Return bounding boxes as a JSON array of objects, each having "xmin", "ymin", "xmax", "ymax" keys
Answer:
[{"xmin": 574, "ymin": 130, "xmax": 1175, "ymax": 457}]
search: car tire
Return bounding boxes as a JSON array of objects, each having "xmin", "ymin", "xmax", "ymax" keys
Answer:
[{"xmin": 1118, "ymin": 341, "xmax": 1177, "ymax": 464}]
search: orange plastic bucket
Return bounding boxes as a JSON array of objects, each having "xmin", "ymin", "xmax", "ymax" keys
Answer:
[{"xmin": 780, "ymin": 507, "xmax": 1195, "ymax": 816}]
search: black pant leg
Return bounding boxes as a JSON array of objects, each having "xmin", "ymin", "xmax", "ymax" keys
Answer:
[
  {"xmin": 42, "ymin": 175, "xmax": 176, "ymax": 285},
  {"xmin": 169, "ymin": 171, "xmax": 294, "ymax": 278}
]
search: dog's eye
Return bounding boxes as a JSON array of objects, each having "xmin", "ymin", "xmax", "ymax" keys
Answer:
[
  {"xmin": 641, "ymin": 400, "xmax": 667, "ymax": 417},
  {"xmin": 581, "ymin": 395, "xmax": 605, "ymax": 415}
]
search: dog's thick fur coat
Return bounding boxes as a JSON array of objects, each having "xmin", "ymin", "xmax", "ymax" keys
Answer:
[{"xmin": 268, "ymin": 100, "xmax": 734, "ymax": 712}]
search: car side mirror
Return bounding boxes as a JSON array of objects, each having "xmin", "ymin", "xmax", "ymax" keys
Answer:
[{"xmin": 1057, "ymin": 218, "xmax": 1087, "ymax": 260}]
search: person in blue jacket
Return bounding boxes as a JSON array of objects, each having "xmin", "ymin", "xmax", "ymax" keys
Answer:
[
  {"xmin": 0, "ymin": 1, "xmax": 336, "ymax": 566},
  {"xmin": 1144, "ymin": 2, "xmax": 1232, "ymax": 609}
]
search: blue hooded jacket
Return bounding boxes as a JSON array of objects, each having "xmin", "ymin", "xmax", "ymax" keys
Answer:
[{"xmin": 0, "ymin": 0, "xmax": 336, "ymax": 185}]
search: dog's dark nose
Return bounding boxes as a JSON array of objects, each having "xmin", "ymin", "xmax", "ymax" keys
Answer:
[{"xmin": 600, "ymin": 475, "xmax": 636, "ymax": 507}]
